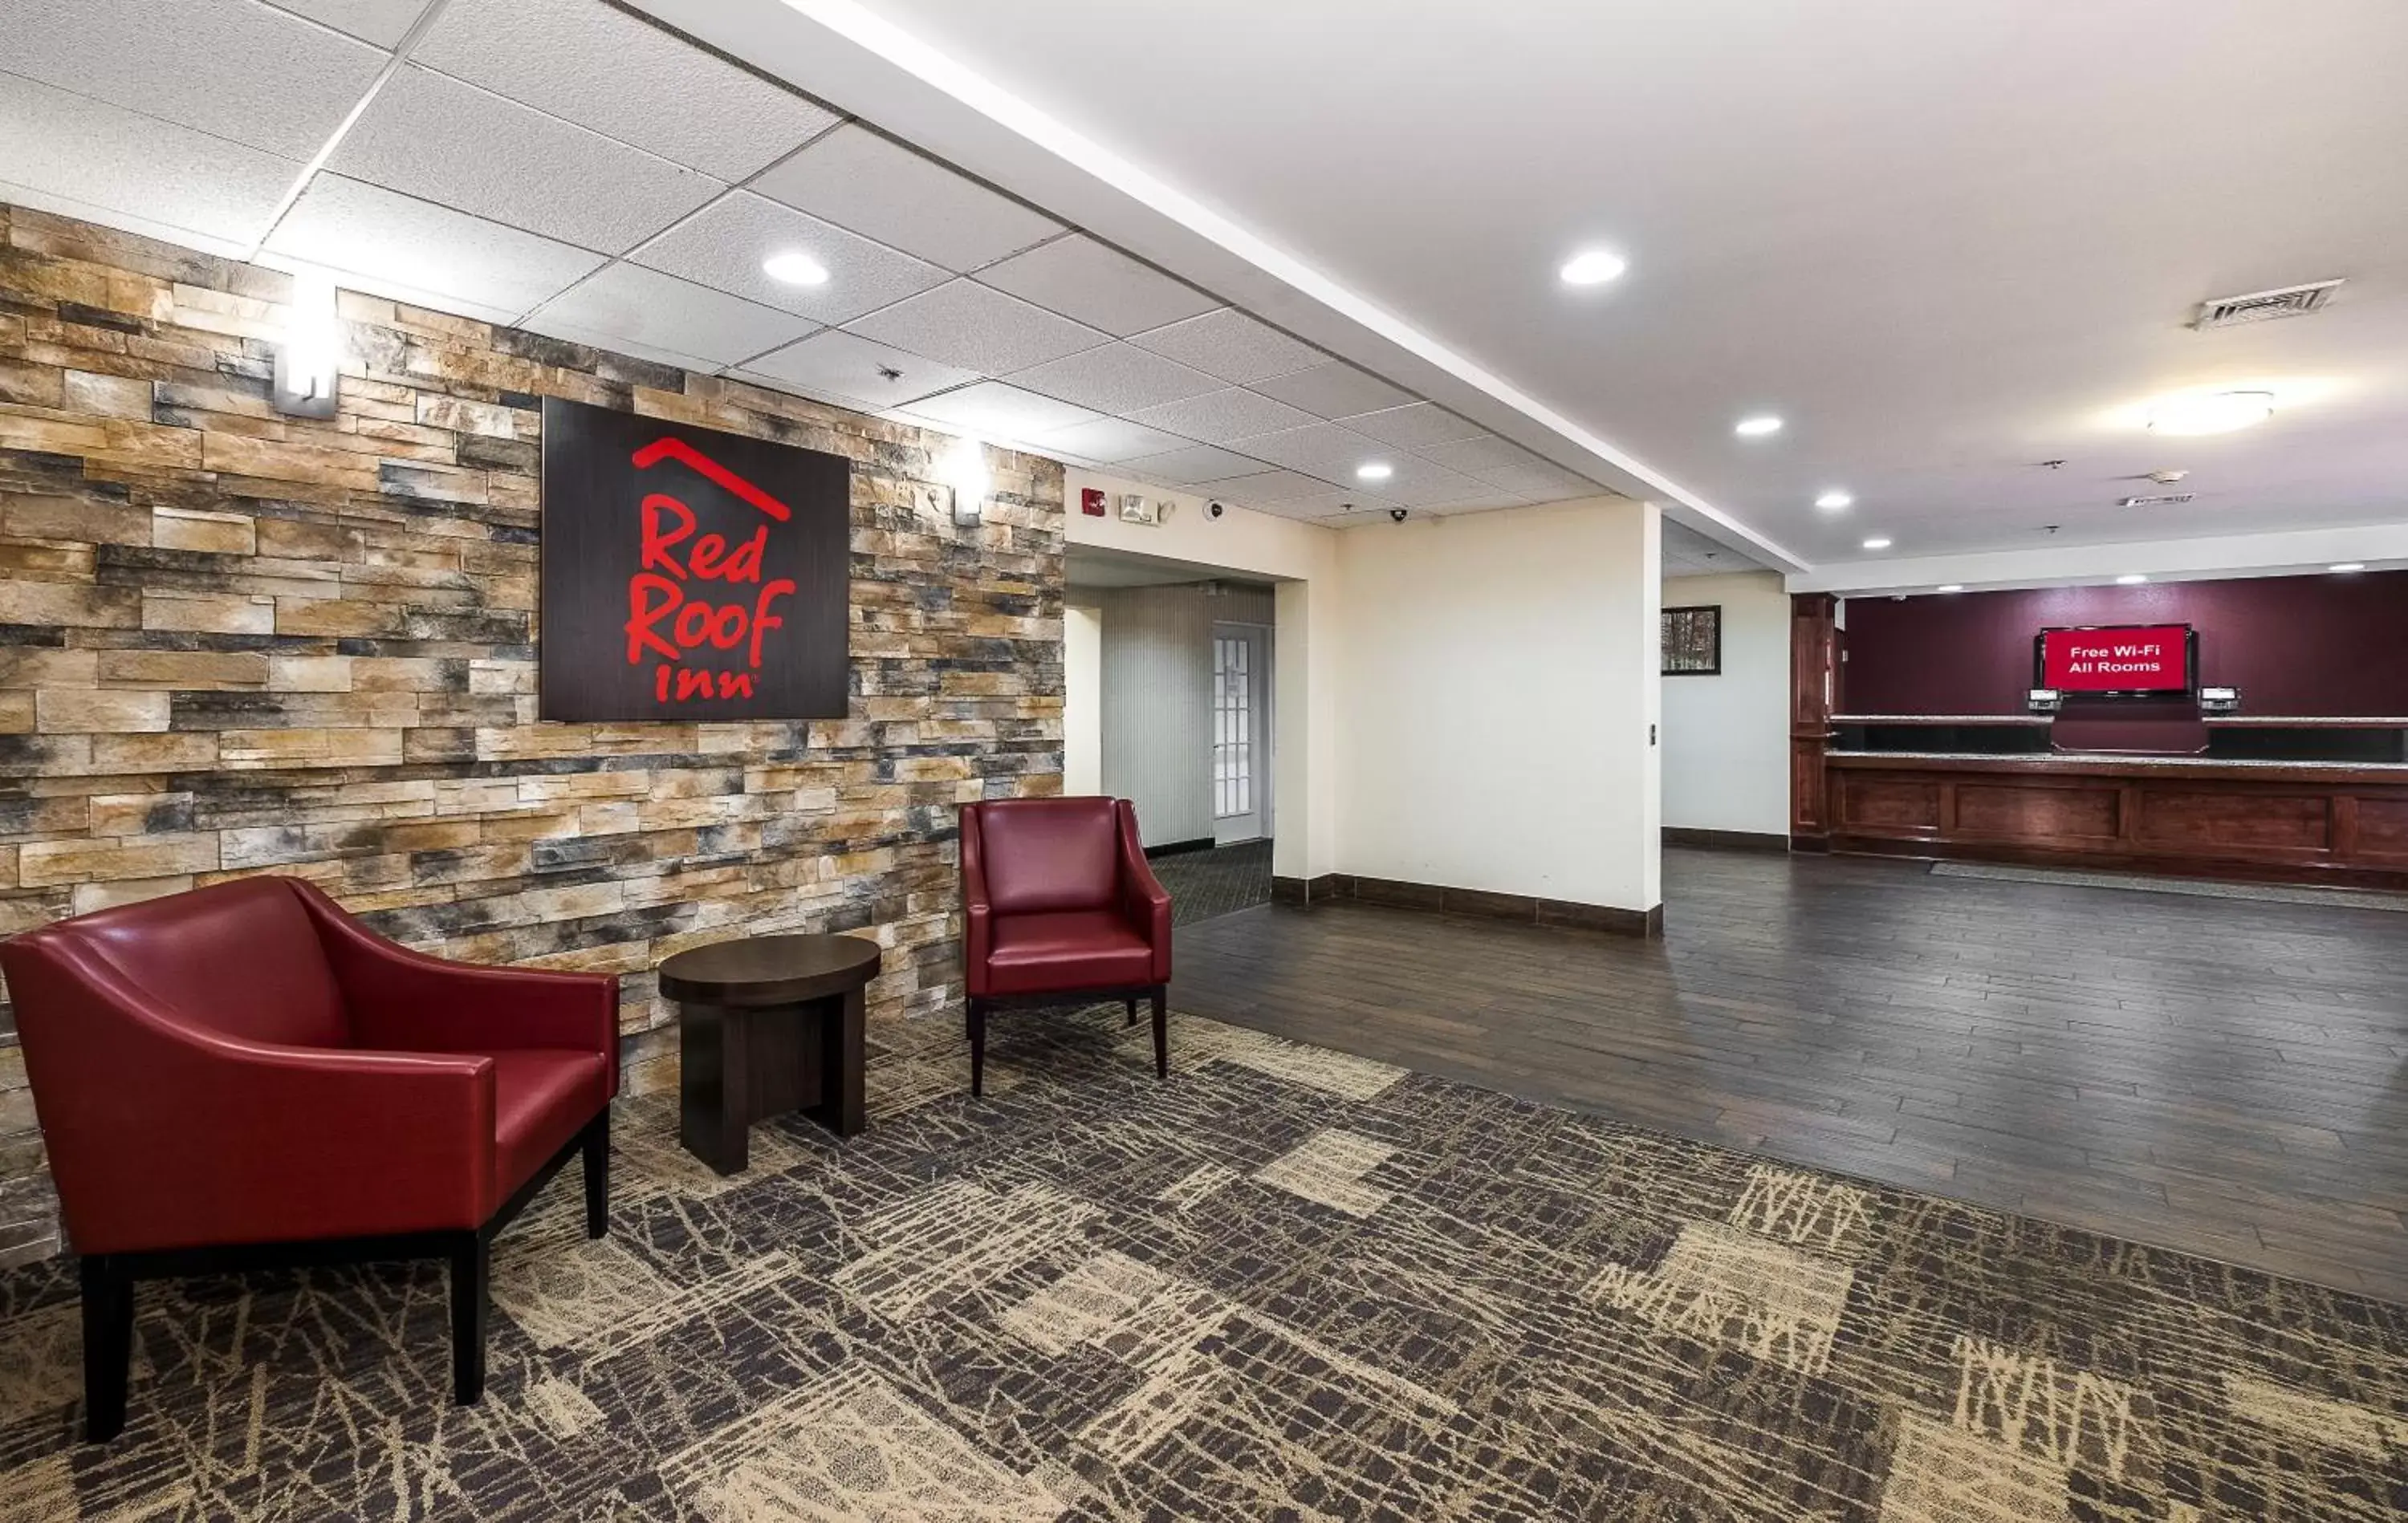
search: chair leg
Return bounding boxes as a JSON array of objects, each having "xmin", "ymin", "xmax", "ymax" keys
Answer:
[
  {"xmin": 449, "ymin": 1235, "xmax": 488, "ymax": 1406},
  {"xmin": 968, "ymin": 999, "xmax": 987, "ymax": 1099},
  {"xmin": 581, "ymin": 1110, "xmax": 609, "ymax": 1241},
  {"xmin": 1150, "ymin": 988, "xmax": 1169, "ymax": 1080},
  {"xmin": 1125, "ymin": 997, "xmax": 1137, "ymax": 1027},
  {"xmin": 79, "ymin": 1255, "xmax": 132, "ymax": 1444}
]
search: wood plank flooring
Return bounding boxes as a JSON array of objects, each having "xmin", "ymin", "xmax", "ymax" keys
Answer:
[{"xmin": 1169, "ymin": 846, "xmax": 2408, "ymax": 1303}]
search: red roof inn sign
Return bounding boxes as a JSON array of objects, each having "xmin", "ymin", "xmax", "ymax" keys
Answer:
[{"xmin": 539, "ymin": 398, "xmax": 850, "ymax": 721}]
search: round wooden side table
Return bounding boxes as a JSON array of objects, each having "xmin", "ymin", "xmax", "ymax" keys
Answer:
[{"xmin": 658, "ymin": 933, "xmax": 881, "ymax": 1175}]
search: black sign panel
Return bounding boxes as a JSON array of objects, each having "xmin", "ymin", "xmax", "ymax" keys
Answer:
[{"xmin": 539, "ymin": 397, "xmax": 850, "ymax": 721}]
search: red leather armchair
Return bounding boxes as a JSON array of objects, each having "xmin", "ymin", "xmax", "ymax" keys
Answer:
[
  {"xmin": 960, "ymin": 797, "xmax": 1173, "ymax": 1096},
  {"xmin": 0, "ymin": 876, "xmax": 618, "ymax": 1441}
]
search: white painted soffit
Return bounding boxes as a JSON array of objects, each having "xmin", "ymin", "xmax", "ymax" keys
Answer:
[
  {"xmin": 1789, "ymin": 522, "xmax": 2408, "ymax": 597},
  {"xmin": 626, "ymin": 0, "xmax": 1808, "ymax": 574}
]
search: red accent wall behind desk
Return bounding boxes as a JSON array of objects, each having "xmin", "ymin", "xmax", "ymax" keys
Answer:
[{"xmin": 1841, "ymin": 571, "xmax": 2408, "ymax": 717}]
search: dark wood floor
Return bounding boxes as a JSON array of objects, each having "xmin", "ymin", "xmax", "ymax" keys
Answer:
[{"xmin": 1169, "ymin": 846, "xmax": 2408, "ymax": 1303}]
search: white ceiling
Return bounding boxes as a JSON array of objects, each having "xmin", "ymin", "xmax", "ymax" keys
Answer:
[
  {"xmin": 637, "ymin": 0, "xmax": 2408, "ymax": 574},
  {"xmin": 0, "ymin": 0, "xmax": 1623, "ymax": 530}
]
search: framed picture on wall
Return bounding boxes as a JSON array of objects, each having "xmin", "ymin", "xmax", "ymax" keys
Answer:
[{"xmin": 1662, "ymin": 604, "xmax": 1722, "ymax": 676}]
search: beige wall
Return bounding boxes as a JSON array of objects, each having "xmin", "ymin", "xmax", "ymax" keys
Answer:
[
  {"xmin": 1064, "ymin": 603, "xmax": 1102, "ymax": 797},
  {"xmin": 1330, "ymin": 500, "xmax": 1662, "ymax": 911},
  {"xmin": 1661, "ymin": 571, "xmax": 1790, "ymax": 837}
]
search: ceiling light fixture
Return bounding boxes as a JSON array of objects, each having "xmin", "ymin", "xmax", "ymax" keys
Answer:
[
  {"xmin": 2146, "ymin": 389, "xmax": 2274, "ymax": 436},
  {"xmin": 762, "ymin": 251, "xmax": 832, "ymax": 286},
  {"xmin": 1938, "ymin": 584, "xmax": 1965, "ymax": 594},
  {"xmin": 1861, "ymin": 537, "xmax": 1892, "ymax": 550},
  {"xmin": 1355, "ymin": 461, "xmax": 1393, "ymax": 482},
  {"xmin": 1735, "ymin": 415, "xmax": 1784, "ymax": 437},
  {"xmin": 1559, "ymin": 250, "xmax": 1628, "ymax": 286},
  {"xmin": 2329, "ymin": 562, "xmax": 2365, "ymax": 573},
  {"xmin": 2115, "ymin": 574, "xmax": 2149, "ymax": 585},
  {"xmin": 1814, "ymin": 489, "xmax": 1853, "ymax": 510}
]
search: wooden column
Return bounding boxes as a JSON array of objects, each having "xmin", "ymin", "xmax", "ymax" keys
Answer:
[{"xmin": 1789, "ymin": 593, "xmax": 1838, "ymax": 848}]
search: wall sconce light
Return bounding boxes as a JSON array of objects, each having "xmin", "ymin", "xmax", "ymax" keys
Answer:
[
  {"xmin": 937, "ymin": 437, "xmax": 990, "ymax": 527},
  {"xmin": 272, "ymin": 270, "xmax": 340, "ymax": 419}
]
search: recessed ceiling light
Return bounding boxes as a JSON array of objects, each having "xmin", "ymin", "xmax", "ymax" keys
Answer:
[
  {"xmin": 1735, "ymin": 415, "xmax": 1784, "ymax": 437},
  {"xmin": 1814, "ymin": 489, "xmax": 1853, "ymax": 510},
  {"xmin": 762, "ymin": 251, "xmax": 831, "ymax": 286},
  {"xmin": 1938, "ymin": 584, "xmax": 1965, "ymax": 593},
  {"xmin": 1559, "ymin": 249, "xmax": 1629, "ymax": 286},
  {"xmin": 2329, "ymin": 562, "xmax": 2365, "ymax": 573},
  {"xmin": 2116, "ymin": 574, "xmax": 2149, "ymax": 585},
  {"xmin": 1355, "ymin": 461, "xmax": 1393, "ymax": 481},
  {"xmin": 2146, "ymin": 389, "xmax": 2274, "ymax": 436},
  {"xmin": 1861, "ymin": 537, "xmax": 1892, "ymax": 550}
]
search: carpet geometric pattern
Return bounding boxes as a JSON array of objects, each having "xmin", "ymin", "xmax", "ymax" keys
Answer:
[
  {"xmin": 1150, "ymin": 839, "xmax": 1274, "ymax": 926},
  {"xmin": 0, "ymin": 1006, "xmax": 2403, "ymax": 1521}
]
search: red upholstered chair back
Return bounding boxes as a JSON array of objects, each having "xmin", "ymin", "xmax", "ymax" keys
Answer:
[
  {"xmin": 970, "ymin": 797, "xmax": 1123, "ymax": 914},
  {"xmin": 43, "ymin": 877, "xmax": 350, "ymax": 1050}
]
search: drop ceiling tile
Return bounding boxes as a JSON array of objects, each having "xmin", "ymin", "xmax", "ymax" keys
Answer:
[
  {"xmin": 530, "ymin": 263, "xmax": 817, "ymax": 368},
  {"xmin": 514, "ymin": 316, "xmax": 722, "ymax": 376},
  {"xmin": 900, "ymin": 382, "xmax": 1102, "ymax": 440},
  {"xmin": 1225, "ymin": 421, "xmax": 1389, "ymax": 480},
  {"xmin": 633, "ymin": 192, "xmax": 948, "ymax": 323},
  {"xmin": 262, "ymin": 0, "xmax": 429, "ymax": 46},
  {"xmin": 1005, "ymin": 343, "xmax": 1221, "ymax": 414},
  {"xmin": 411, "ymin": 0, "xmax": 836, "ymax": 181},
  {"xmin": 974, "ymin": 234, "xmax": 1218, "ymax": 336},
  {"xmin": 742, "ymin": 330, "xmax": 978, "ymax": 408},
  {"xmin": 266, "ymin": 175, "xmax": 608, "ymax": 322},
  {"xmin": 1129, "ymin": 308, "xmax": 1326, "ymax": 384},
  {"xmin": 754, "ymin": 124, "xmax": 1061, "ymax": 273},
  {"xmin": 1284, "ymin": 491, "xmax": 1393, "ymax": 520},
  {"xmin": 330, "ymin": 67, "xmax": 720, "ymax": 255},
  {"xmin": 1415, "ymin": 434, "xmax": 1542, "ymax": 476},
  {"xmin": 8, "ymin": 0, "xmax": 388, "ymax": 159},
  {"xmin": 1345, "ymin": 402, "xmax": 1487, "ymax": 449},
  {"xmin": 1478, "ymin": 460, "xmax": 1601, "ymax": 498},
  {"xmin": 1125, "ymin": 388, "xmax": 1317, "ymax": 447},
  {"xmin": 1369, "ymin": 462, "xmax": 1497, "ymax": 509},
  {"xmin": 1249, "ymin": 361, "xmax": 1418, "ymax": 420},
  {"xmin": 1035, "ymin": 417, "xmax": 1195, "ymax": 465},
  {"xmin": 0, "ymin": 71, "xmax": 299, "ymax": 254},
  {"xmin": 1194, "ymin": 469, "xmax": 1344, "ymax": 506},
  {"xmin": 1421, "ymin": 488, "xmax": 1536, "ymax": 514},
  {"xmin": 1120, "ymin": 444, "xmax": 1274, "ymax": 485},
  {"xmin": 844, "ymin": 280, "xmax": 1106, "ymax": 376}
]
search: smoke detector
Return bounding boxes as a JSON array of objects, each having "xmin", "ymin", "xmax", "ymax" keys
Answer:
[
  {"xmin": 2191, "ymin": 278, "xmax": 2342, "ymax": 330},
  {"xmin": 2146, "ymin": 469, "xmax": 2189, "ymax": 485},
  {"xmin": 2118, "ymin": 492, "xmax": 2196, "ymax": 509}
]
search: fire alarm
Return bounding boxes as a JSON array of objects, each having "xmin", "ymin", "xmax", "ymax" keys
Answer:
[{"xmin": 1080, "ymin": 487, "xmax": 1107, "ymax": 517}]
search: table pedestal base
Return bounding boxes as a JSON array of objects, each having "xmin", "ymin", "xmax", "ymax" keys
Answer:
[{"xmin": 677, "ymin": 985, "xmax": 865, "ymax": 1175}]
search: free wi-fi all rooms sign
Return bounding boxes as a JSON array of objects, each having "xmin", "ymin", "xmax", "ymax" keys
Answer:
[{"xmin": 538, "ymin": 397, "xmax": 851, "ymax": 721}]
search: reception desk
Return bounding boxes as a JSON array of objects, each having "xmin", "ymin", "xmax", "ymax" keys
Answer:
[{"xmin": 1821, "ymin": 748, "xmax": 2408, "ymax": 889}]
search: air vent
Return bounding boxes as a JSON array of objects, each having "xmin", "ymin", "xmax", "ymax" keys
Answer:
[
  {"xmin": 2118, "ymin": 493, "xmax": 2196, "ymax": 509},
  {"xmin": 2191, "ymin": 279, "xmax": 2342, "ymax": 329}
]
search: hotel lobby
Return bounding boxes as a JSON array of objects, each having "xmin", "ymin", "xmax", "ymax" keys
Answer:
[{"xmin": 0, "ymin": 1, "xmax": 2404, "ymax": 1518}]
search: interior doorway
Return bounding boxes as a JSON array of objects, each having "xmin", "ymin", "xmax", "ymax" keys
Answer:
[{"xmin": 1212, "ymin": 622, "xmax": 1271, "ymax": 845}]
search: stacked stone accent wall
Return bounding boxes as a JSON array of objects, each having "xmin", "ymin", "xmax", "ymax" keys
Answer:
[{"xmin": 0, "ymin": 204, "xmax": 1065, "ymax": 1264}]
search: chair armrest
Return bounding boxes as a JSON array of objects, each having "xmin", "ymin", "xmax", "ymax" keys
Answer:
[
  {"xmin": 1115, "ymin": 800, "xmax": 1173, "ymax": 983},
  {"xmin": 0, "ymin": 936, "xmax": 498, "ymax": 1253},
  {"xmin": 961, "ymin": 804, "xmax": 995, "ymax": 997},
  {"xmin": 292, "ymin": 881, "xmax": 619, "ymax": 1078}
]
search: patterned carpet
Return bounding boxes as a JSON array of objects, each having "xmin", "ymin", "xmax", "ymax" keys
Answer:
[
  {"xmin": 1152, "ymin": 840, "xmax": 1273, "ymax": 926},
  {"xmin": 1, "ymin": 1005, "xmax": 2404, "ymax": 1521}
]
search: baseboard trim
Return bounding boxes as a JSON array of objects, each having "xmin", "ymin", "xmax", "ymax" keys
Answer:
[
  {"xmin": 1144, "ymin": 838, "xmax": 1218, "ymax": 859},
  {"xmin": 1274, "ymin": 873, "xmax": 1662, "ymax": 937},
  {"xmin": 1663, "ymin": 826, "xmax": 1789, "ymax": 853}
]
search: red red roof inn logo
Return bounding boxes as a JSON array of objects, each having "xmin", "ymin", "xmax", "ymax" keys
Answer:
[{"xmin": 540, "ymin": 399, "xmax": 849, "ymax": 722}]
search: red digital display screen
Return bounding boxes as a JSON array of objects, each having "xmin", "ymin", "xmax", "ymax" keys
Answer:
[{"xmin": 2037, "ymin": 624, "xmax": 2192, "ymax": 693}]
